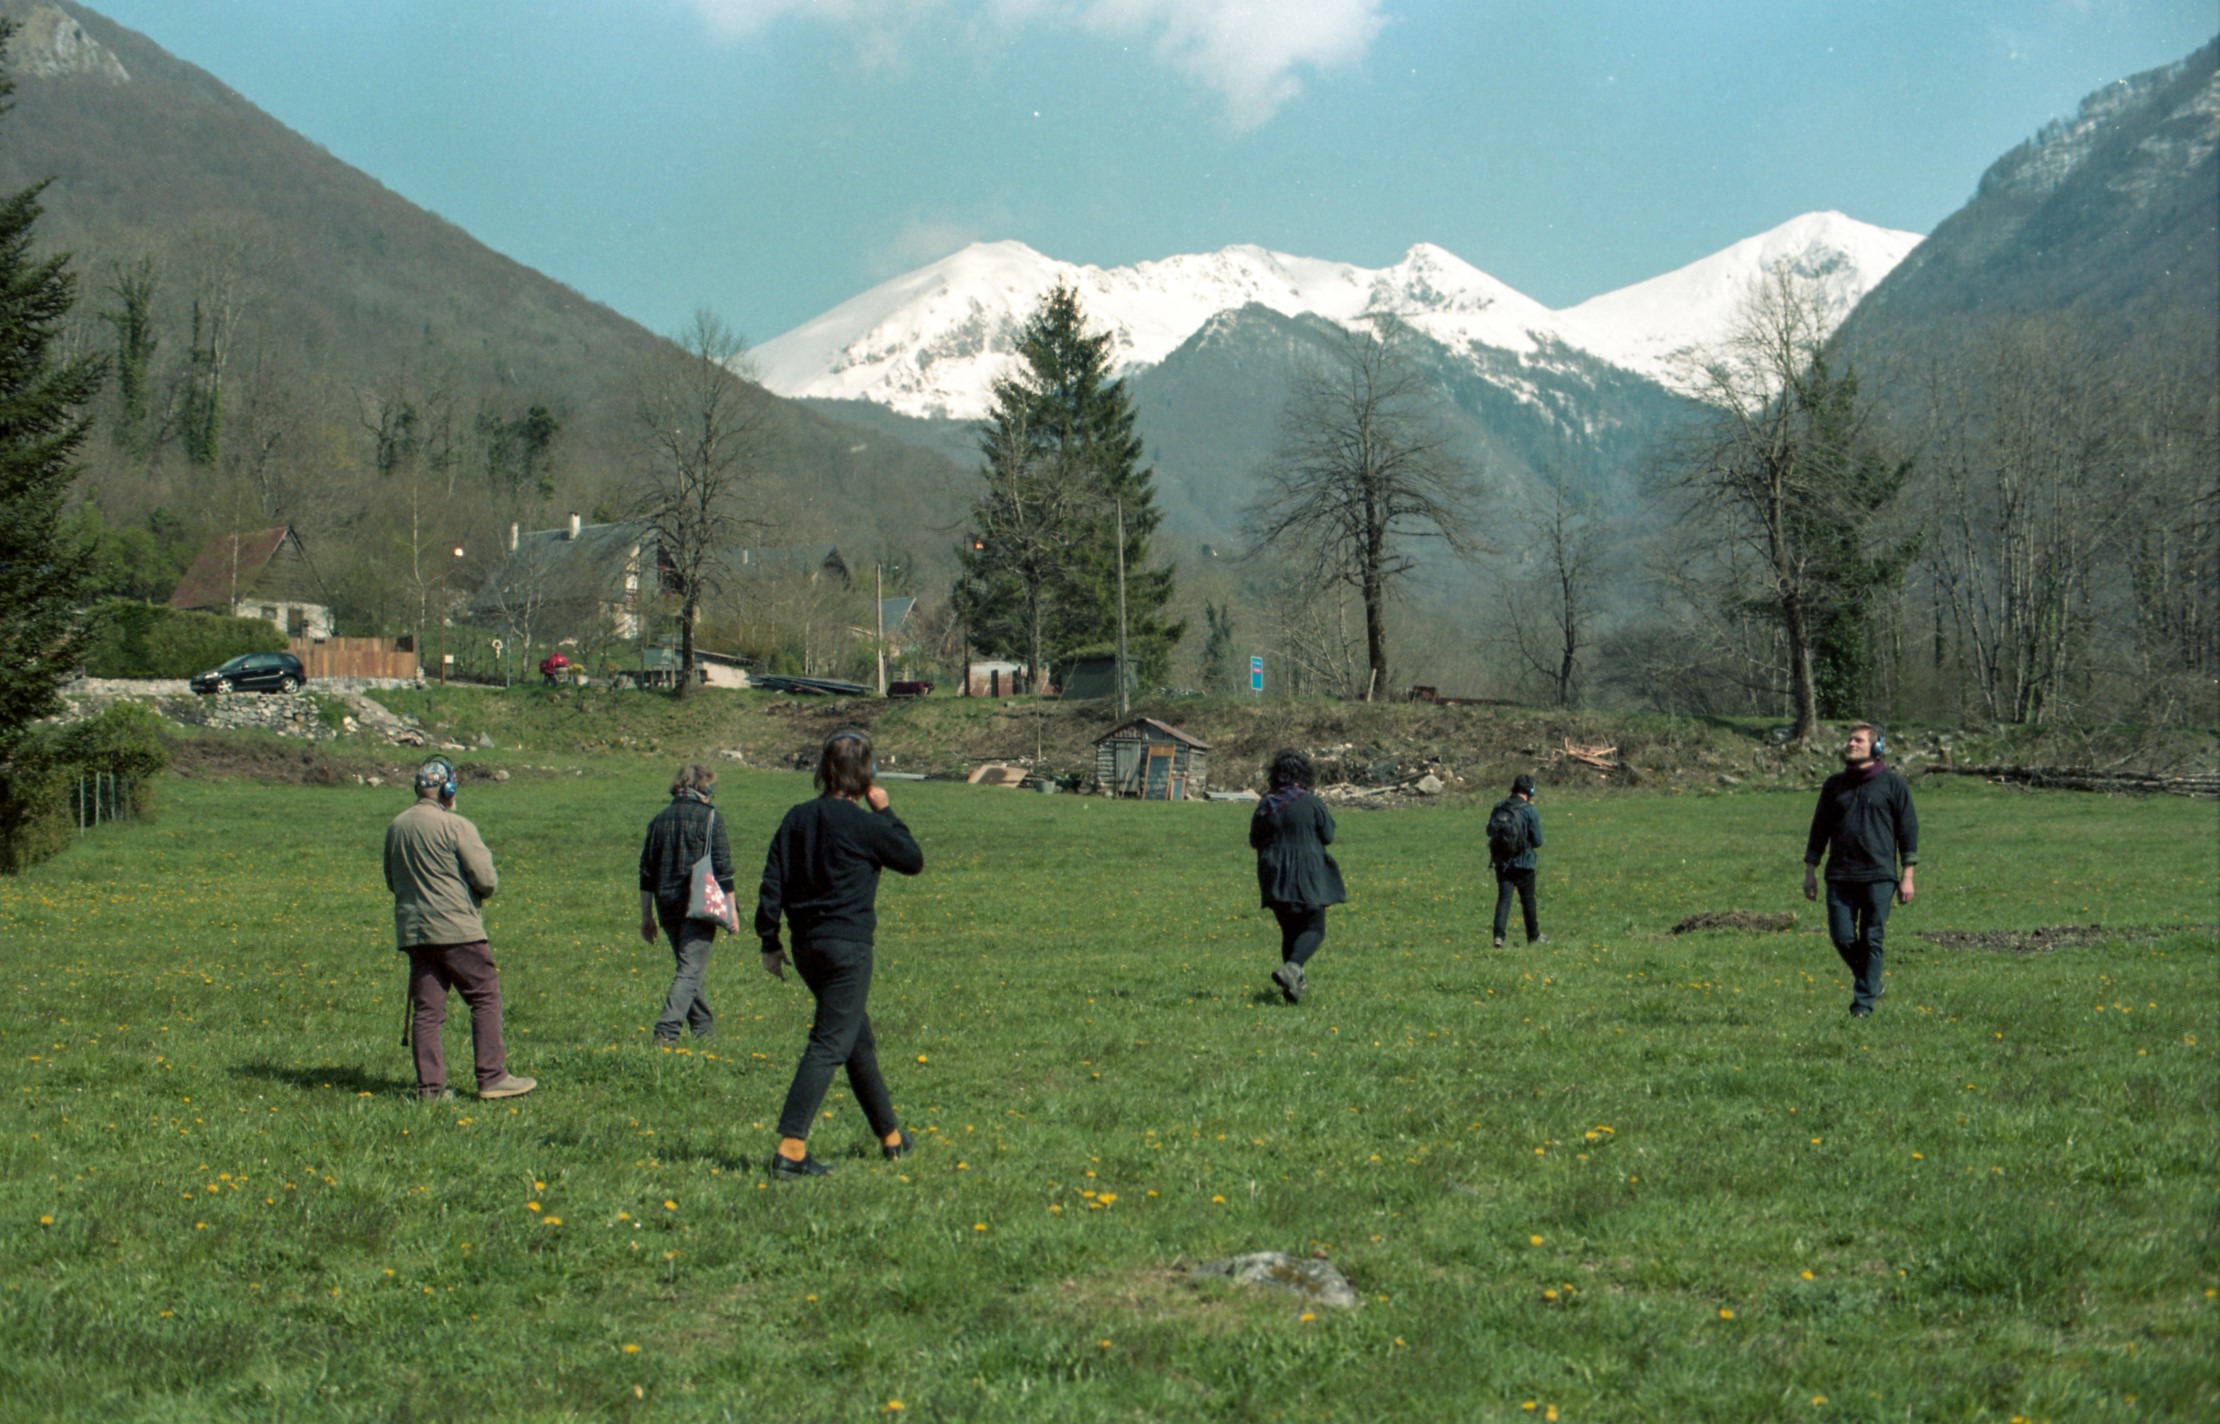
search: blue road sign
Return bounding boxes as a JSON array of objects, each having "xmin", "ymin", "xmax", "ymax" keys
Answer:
[{"xmin": 1249, "ymin": 655, "xmax": 1264, "ymax": 693}]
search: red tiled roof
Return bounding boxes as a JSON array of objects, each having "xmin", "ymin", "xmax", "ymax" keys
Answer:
[{"xmin": 168, "ymin": 528, "xmax": 291, "ymax": 612}]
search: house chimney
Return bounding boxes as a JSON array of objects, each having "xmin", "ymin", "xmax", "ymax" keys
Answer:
[
  {"xmin": 567, "ymin": 512, "xmax": 582, "ymax": 540},
  {"xmin": 508, "ymin": 522, "xmax": 519, "ymax": 552}
]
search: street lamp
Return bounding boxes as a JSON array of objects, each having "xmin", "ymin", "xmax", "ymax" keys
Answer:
[{"xmin": 438, "ymin": 544, "xmax": 464, "ymax": 685}]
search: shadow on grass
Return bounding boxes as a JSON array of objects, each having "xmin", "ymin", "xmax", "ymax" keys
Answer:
[{"xmin": 231, "ymin": 1061, "xmax": 417, "ymax": 1096}]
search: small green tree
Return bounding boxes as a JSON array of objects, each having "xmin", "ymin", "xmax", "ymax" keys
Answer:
[{"xmin": 0, "ymin": 17, "xmax": 107, "ymax": 771}]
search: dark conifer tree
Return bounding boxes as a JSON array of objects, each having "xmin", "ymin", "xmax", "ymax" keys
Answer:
[
  {"xmin": 0, "ymin": 20, "xmax": 108, "ymax": 765},
  {"xmin": 954, "ymin": 283, "xmax": 1181, "ymax": 690}
]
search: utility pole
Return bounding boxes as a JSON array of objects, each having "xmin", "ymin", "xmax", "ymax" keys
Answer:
[
  {"xmin": 875, "ymin": 563, "xmax": 886, "ymax": 695},
  {"xmin": 1114, "ymin": 496, "xmax": 1129, "ymax": 719}
]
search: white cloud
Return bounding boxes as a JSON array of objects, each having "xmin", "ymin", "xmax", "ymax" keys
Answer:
[{"xmin": 676, "ymin": 0, "xmax": 1386, "ymax": 128}]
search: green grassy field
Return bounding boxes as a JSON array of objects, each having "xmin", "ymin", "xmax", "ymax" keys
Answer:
[{"xmin": 2, "ymin": 757, "xmax": 2214, "ymax": 1421}]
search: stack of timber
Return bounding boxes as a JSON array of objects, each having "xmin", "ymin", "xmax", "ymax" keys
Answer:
[{"xmin": 1928, "ymin": 766, "xmax": 2220, "ymax": 798}]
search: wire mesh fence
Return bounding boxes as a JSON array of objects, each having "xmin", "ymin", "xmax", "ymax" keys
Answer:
[{"xmin": 71, "ymin": 773, "xmax": 136, "ymax": 834}]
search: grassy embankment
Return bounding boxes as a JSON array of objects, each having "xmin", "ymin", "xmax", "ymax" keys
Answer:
[{"xmin": 1, "ymin": 741, "xmax": 2214, "ymax": 1421}]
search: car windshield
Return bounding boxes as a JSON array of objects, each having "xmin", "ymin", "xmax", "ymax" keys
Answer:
[{"xmin": 218, "ymin": 655, "xmax": 254, "ymax": 673}]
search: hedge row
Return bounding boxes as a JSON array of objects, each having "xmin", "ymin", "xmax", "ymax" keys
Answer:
[
  {"xmin": 0, "ymin": 703, "xmax": 171, "ymax": 873},
  {"xmin": 77, "ymin": 599, "xmax": 286, "ymax": 679}
]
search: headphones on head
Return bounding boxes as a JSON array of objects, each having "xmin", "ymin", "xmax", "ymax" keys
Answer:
[
  {"xmin": 1864, "ymin": 724, "xmax": 1887, "ymax": 758},
  {"xmin": 418, "ymin": 758, "xmax": 459, "ymax": 800}
]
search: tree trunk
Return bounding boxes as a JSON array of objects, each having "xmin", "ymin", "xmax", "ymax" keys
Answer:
[{"xmin": 676, "ymin": 592, "xmax": 698, "ymax": 699}]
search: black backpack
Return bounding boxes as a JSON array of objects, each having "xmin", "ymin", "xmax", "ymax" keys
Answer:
[{"xmin": 1486, "ymin": 798, "xmax": 1530, "ymax": 864}]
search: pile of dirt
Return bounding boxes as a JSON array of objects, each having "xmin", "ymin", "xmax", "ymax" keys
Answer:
[
  {"xmin": 168, "ymin": 737, "xmax": 383, "ymax": 786},
  {"xmin": 1916, "ymin": 924, "xmax": 2218, "ymax": 954},
  {"xmin": 1671, "ymin": 910, "xmax": 1800, "ymax": 934}
]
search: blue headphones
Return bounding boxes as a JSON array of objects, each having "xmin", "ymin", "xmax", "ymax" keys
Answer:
[{"xmin": 1864, "ymin": 724, "xmax": 1887, "ymax": 758}]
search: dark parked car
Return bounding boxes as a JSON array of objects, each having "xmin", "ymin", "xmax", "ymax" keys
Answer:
[
  {"xmin": 887, "ymin": 679, "xmax": 934, "ymax": 698},
  {"xmin": 191, "ymin": 651, "xmax": 307, "ymax": 695}
]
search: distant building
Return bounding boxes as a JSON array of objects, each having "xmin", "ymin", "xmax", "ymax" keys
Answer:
[
  {"xmin": 964, "ymin": 659, "xmax": 1028, "ymax": 698},
  {"xmin": 473, "ymin": 514, "xmax": 664, "ymax": 641},
  {"xmin": 168, "ymin": 526, "xmax": 334, "ymax": 639}
]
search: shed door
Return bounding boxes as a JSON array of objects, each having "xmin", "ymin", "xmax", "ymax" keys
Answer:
[
  {"xmin": 1142, "ymin": 745, "xmax": 1175, "ymax": 800},
  {"xmin": 1114, "ymin": 741, "xmax": 1145, "ymax": 794}
]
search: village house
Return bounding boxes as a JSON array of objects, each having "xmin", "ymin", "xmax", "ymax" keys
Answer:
[{"xmin": 168, "ymin": 526, "xmax": 334, "ymax": 640}]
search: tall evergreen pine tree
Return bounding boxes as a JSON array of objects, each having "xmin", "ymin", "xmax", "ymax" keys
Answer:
[
  {"xmin": 0, "ymin": 21, "xmax": 108, "ymax": 766},
  {"xmin": 954, "ymin": 283, "xmax": 1181, "ymax": 690}
]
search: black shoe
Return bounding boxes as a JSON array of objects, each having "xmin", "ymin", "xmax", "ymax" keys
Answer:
[
  {"xmin": 1491, "ymin": 936, "xmax": 1505, "ymax": 949},
  {"xmin": 769, "ymin": 1152, "xmax": 833, "ymax": 1179},
  {"xmin": 1849, "ymin": 1004, "xmax": 1873, "ymax": 1019},
  {"xmin": 882, "ymin": 1129, "xmax": 915, "ymax": 1161}
]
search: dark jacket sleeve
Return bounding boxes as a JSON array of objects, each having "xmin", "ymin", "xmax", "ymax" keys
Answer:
[
  {"xmin": 873, "ymin": 809, "xmax": 924, "ymax": 875},
  {"xmin": 1524, "ymin": 802, "xmax": 1543, "ymax": 850},
  {"xmin": 1316, "ymin": 798, "xmax": 1336, "ymax": 846},
  {"xmin": 712, "ymin": 809, "xmax": 735, "ymax": 892},
  {"xmin": 1249, "ymin": 805, "xmax": 1273, "ymax": 850},
  {"xmin": 754, "ymin": 813, "xmax": 791, "ymax": 948},
  {"xmin": 639, "ymin": 816, "xmax": 658, "ymax": 893},
  {"xmin": 1895, "ymin": 778, "xmax": 1920, "ymax": 866},
  {"xmin": 1805, "ymin": 779, "xmax": 1834, "ymax": 867}
]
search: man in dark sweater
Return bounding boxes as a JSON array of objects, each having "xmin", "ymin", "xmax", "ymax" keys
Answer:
[
  {"xmin": 1489, "ymin": 774, "xmax": 1546, "ymax": 948},
  {"xmin": 1804, "ymin": 722, "xmax": 1919, "ymax": 1018}
]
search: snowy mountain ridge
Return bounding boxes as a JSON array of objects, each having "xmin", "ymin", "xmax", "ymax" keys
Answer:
[{"xmin": 752, "ymin": 212, "xmax": 1922, "ymax": 419}]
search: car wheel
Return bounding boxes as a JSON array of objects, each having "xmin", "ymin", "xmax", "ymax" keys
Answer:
[
  {"xmin": 278, "ymin": 675, "xmax": 300, "ymax": 693},
  {"xmin": 216, "ymin": 678, "xmax": 233, "ymax": 694}
]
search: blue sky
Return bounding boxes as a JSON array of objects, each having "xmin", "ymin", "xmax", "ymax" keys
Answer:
[{"xmin": 81, "ymin": 1, "xmax": 2217, "ymax": 347}]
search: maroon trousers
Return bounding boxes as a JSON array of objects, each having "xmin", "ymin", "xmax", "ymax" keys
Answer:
[{"xmin": 404, "ymin": 941, "xmax": 507, "ymax": 1096}]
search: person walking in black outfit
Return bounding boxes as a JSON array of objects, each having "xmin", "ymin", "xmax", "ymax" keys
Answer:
[
  {"xmin": 1251, "ymin": 749, "xmax": 1347, "ymax": 1004},
  {"xmin": 637, "ymin": 763, "xmax": 736, "ymax": 1045},
  {"xmin": 1489, "ymin": 774, "xmax": 1546, "ymax": 948},
  {"xmin": 1805, "ymin": 721, "xmax": 1919, "ymax": 1018},
  {"xmin": 757, "ymin": 727, "xmax": 924, "ymax": 1178}
]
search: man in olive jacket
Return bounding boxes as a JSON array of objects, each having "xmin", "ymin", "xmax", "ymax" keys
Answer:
[
  {"xmin": 1804, "ymin": 722, "xmax": 1919, "ymax": 1018},
  {"xmin": 384, "ymin": 759, "xmax": 536, "ymax": 1101}
]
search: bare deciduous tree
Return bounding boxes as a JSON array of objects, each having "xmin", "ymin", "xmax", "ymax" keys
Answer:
[
  {"xmin": 632, "ymin": 309, "xmax": 773, "ymax": 694},
  {"xmin": 1247, "ymin": 319, "xmax": 1484, "ymax": 700},
  {"xmin": 1501, "ymin": 469, "xmax": 1602, "ymax": 707},
  {"xmin": 1666, "ymin": 265, "xmax": 1907, "ymax": 743}
]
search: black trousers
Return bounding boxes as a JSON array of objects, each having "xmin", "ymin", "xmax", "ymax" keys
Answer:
[
  {"xmin": 1825, "ymin": 878, "xmax": 1894, "ymax": 1010},
  {"xmin": 1493, "ymin": 868, "xmax": 1540, "ymax": 942},
  {"xmin": 1272, "ymin": 905, "xmax": 1327, "ymax": 968},
  {"xmin": 775, "ymin": 938, "xmax": 899, "ymax": 1142}
]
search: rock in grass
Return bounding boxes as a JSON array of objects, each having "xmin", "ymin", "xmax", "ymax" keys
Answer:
[{"xmin": 1193, "ymin": 1252, "xmax": 1360, "ymax": 1309}]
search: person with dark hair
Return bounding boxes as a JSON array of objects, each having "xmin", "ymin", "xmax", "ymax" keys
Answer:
[
  {"xmin": 1250, "ymin": 748, "xmax": 1346, "ymax": 1004},
  {"xmin": 383, "ymin": 759, "xmax": 536, "ymax": 1102},
  {"xmin": 1804, "ymin": 721, "xmax": 1918, "ymax": 1018},
  {"xmin": 756, "ymin": 727, "xmax": 925, "ymax": 1178},
  {"xmin": 1488, "ymin": 774, "xmax": 1546, "ymax": 948},
  {"xmin": 637, "ymin": 763, "xmax": 736, "ymax": 1045}
]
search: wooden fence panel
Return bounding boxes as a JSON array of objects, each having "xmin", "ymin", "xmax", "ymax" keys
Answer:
[{"xmin": 289, "ymin": 637, "xmax": 419, "ymax": 681}]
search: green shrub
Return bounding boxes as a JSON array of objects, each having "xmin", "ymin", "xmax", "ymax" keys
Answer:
[
  {"xmin": 0, "ymin": 704, "xmax": 171, "ymax": 872},
  {"xmin": 77, "ymin": 600, "xmax": 287, "ymax": 679}
]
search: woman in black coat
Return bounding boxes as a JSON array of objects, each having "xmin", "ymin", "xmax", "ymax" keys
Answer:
[{"xmin": 1250, "ymin": 749, "xmax": 1347, "ymax": 1004}]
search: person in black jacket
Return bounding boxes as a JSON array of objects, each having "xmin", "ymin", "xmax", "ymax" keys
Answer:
[
  {"xmin": 638, "ymin": 763, "xmax": 736, "ymax": 1045},
  {"xmin": 1804, "ymin": 722, "xmax": 1919, "ymax": 1018},
  {"xmin": 757, "ymin": 726, "xmax": 924, "ymax": 1178},
  {"xmin": 1489, "ymin": 774, "xmax": 1547, "ymax": 948},
  {"xmin": 1251, "ymin": 749, "xmax": 1347, "ymax": 1004}
]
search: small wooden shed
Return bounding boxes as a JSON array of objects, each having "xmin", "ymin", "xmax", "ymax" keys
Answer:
[{"xmin": 1093, "ymin": 716, "xmax": 1208, "ymax": 800}]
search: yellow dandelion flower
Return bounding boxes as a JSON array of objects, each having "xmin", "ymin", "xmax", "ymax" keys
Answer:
[
  {"xmin": 623, "ymin": 1344, "xmax": 640, "ymax": 1355},
  {"xmin": 972, "ymin": 1223, "xmax": 987, "ymax": 1232},
  {"xmin": 38, "ymin": 1215, "xmax": 53, "ymax": 1226},
  {"xmin": 527, "ymin": 1202, "xmax": 541, "ymax": 1212},
  {"xmin": 1811, "ymin": 1396, "xmax": 1827, "ymax": 1406},
  {"xmin": 664, "ymin": 1200, "xmax": 678, "ymax": 1211},
  {"xmin": 1718, "ymin": 1307, "xmax": 1735, "ymax": 1320},
  {"xmin": 1800, "ymin": 1270, "xmax": 1815, "ymax": 1281},
  {"xmin": 1529, "ymin": 1234, "xmax": 1544, "ymax": 1246},
  {"xmin": 885, "ymin": 1403, "xmax": 905, "ymax": 1414},
  {"xmin": 1546, "ymin": 1408, "xmax": 1558, "ymax": 1423},
  {"xmin": 1211, "ymin": 1194, "xmax": 1226, "ymax": 1204},
  {"xmin": 544, "ymin": 1216, "xmax": 562, "ymax": 1226},
  {"xmin": 1298, "ymin": 1312, "xmax": 1316, "ymax": 1322}
]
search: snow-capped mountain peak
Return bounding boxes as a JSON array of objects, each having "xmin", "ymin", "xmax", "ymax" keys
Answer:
[{"xmin": 751, "ymin": 213, "xmax": 1923, "ymax": 417}]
